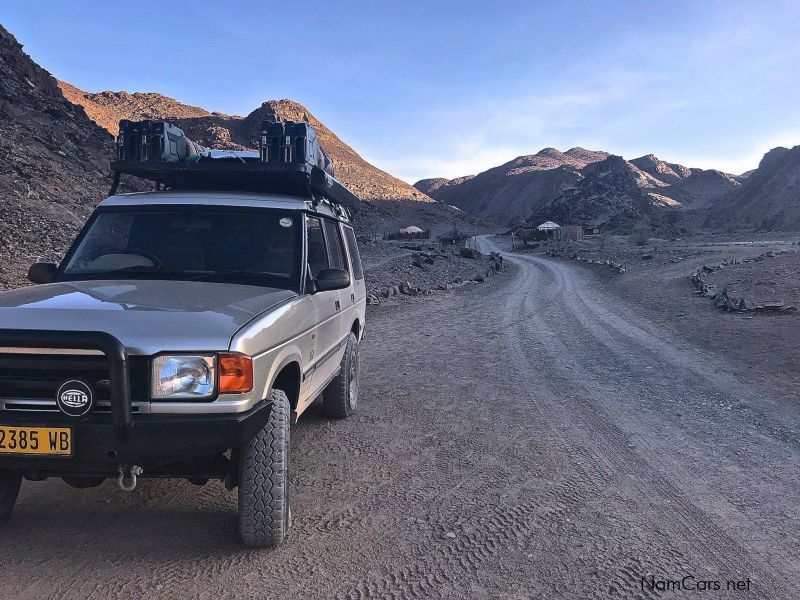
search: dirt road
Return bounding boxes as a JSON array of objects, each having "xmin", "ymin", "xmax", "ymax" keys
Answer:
[{"xmin": 2, "ymin": 237, "xmax": 798, "ymax": 599}]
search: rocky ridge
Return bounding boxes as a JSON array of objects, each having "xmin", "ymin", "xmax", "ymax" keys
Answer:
[
  {"xmin": 415, "ymin": 147, "xmax": 608, "ymax": 226},
  {"xmin": 61, "ymin": 85, "xmax": 429, "ymax": 203},
  {"xmin": 0, "ymin": 23, "xmax": 474, "ymax": 288},
  {"xmin": 706, "ymin": 145, "xmax": 800, "ymax": 230},
  {"xmin": 528, "ymin": 155, "xmax": 660, "ymax": 229},
  {"xmin": 417, "ymin": 147, "xmax": 742, "ymax": 229}
]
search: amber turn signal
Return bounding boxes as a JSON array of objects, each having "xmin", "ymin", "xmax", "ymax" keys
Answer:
[{"xmin": 218, "ymin": 353, "xmax": 254, "ymax": 394}]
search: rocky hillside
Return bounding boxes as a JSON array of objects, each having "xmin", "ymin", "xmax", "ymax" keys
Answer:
[
  {"xmin": 62, "ymin": 85, "xmax": 429, "ymax": 203},
  {"xmin": 0, "ymin": 25, "xmax": 122, "ymax": 287},
  {"xmin": 415, "ymin": 147, "xmax": 609, "ymax": 226},
  {"xmin": 418, "ymin": 147, "xmax": 741, "ymax": 229},
  {"xmin": 630, "ymin": 154, "xmax": 741, "ymax": 210},
  {"xmin": 0, "ymin": 23, "xmax": 471, "ymax": 288},
  {"xmin": 706, "ymin": 145, "xmax": 800, "ymax": 230},
  {"xmin": 57, "ymin": 84, "xmax": 214, "ymax": 135},
  {"xmin": 528, "ymin": 155, "xmax": 663, "ymax": 229}
]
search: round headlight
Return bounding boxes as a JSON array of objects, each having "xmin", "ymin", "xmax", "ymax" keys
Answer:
[{"xmin": 151, "ymin": 355, "xmax": 216, "ymax": 399}]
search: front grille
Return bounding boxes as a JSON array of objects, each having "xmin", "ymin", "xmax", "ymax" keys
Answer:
[{"xmin": 0, "ymin": 352, "xmax": 148, "ymax": 413}]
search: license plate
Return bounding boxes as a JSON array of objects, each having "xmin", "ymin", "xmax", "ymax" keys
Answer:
[{"xmin": 0, "ymin": 425, "xmax": 72, "ymax": 456}]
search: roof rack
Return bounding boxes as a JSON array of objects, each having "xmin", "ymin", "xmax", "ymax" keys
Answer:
[{"xmin": 109, "ymin": 119, "xmax": 360, "ymax": 213}]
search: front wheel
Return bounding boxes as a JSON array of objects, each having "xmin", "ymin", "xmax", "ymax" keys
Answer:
[
  {"xmin": 238, "ymin": 389, "xmax": 291, "ymax": 548},
  {"xmin": 0, "ymin": 471, "xmax": 22, "ymax": 525},
  {"xmin": 323, "ymin": 332, "xmax": 360, "ymax": 419}
]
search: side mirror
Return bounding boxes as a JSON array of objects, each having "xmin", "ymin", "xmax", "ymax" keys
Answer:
[
  {"xmin": 315, "ymin": 268, "xmax": 351, "ymax": 292},
  {"xmin": 27, "ymin": 262, "xmax": 57, "ymax": 285}
]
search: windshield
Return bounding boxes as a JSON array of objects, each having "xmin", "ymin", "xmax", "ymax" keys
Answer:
[{"xmin": 60, "ymin": 207, "xmax": 301, "ymax": 289}]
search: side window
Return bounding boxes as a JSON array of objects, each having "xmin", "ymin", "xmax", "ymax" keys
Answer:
[
  {"xmin": 306, "ymin": 216, "xmax": 328, "ymax": 278},
  {"xmin": 322, "ymin": 219, "xmax": 346, "ymax": 271},
  {"xmin": 342, "ymin": 226, "xmax": 364, "ymax": 281}
]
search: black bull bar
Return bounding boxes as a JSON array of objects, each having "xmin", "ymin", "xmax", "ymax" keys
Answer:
[{"xmin": 0, "ymin": 330, "xmax": 132, "ymax": 436}]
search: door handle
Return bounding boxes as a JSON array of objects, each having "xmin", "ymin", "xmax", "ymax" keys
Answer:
[
  {"xmin": 350, "ymin": 293, "xmax": 355, "ymax": 303},
  {"xmin": 335, "ymin": 300, "xmax": 341, "ymax": 311}
]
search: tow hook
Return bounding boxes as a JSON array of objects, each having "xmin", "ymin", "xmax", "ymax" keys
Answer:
[{"xmin": 117, "ymin": 465, "xmax": 143, "ymax": 492}]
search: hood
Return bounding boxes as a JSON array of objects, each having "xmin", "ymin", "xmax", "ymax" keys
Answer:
[{"xmin": 0, "ymin": 280, "xmax": 296, "ymax": 355}]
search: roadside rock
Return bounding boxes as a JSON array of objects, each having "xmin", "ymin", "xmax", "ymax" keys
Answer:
[{"xmin": 399, "ymin": 281, "xmax": 417, "ymax": 296}]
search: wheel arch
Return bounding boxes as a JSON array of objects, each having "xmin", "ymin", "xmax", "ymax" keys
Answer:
[
  {"xmin": 350, "ymin": 318, "xmax": 361, "ymax": 340},
  {"xmin": 266, "ymin": 354, "xmax": 302, "ymax": 410}
]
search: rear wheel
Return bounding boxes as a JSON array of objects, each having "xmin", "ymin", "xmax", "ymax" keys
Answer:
[
  {"xmin": 0, "ymin": 471, "xmax": 22, "ymax": 525},
  {"xmin": 323, "ymin": 332, "xmax": 360, "ymax": 419},
  {"xmin": 238, "ymin": 389, "xmax": 290, "ymax": 547}
]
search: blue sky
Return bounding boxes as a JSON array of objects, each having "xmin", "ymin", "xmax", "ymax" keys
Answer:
[{"xmin": 3, "ymin": 1, "xmax": 800, "ymax": 182}]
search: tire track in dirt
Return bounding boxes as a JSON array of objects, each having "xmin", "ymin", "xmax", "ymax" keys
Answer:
[{"xmin": 492, "ymin": 245, "xmax": 792, "ymax": 598}]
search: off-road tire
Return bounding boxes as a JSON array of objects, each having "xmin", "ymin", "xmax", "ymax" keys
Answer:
[
  {"xmin": 323, "ymin": 332, "xmax": 360, "ymax": 419},
  {"xmin": 0, "ymin": 471, "xmax": 22, "ymax": 525},
  {"xmin": 238, "ymin": 389, "xmax": 290, "ymax": 548}
]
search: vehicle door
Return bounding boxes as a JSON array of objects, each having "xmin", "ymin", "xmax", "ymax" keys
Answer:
[
  {"xmin": 305, "ymin": 215, "xmax": 342, "ymax": 397},
  {"xmin": 321, "ymin": 219, "xmax": 353, "ymax": 340},
  {"xmin": 340, "ymin": 223, "xmax": 366, "ymax": 337}
]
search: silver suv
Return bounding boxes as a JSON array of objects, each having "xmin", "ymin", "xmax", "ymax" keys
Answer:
[{"xmin": 0, "ymin": 189, "xmax": 365, "ymax": 547}]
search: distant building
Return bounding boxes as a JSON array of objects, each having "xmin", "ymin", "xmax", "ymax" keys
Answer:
[
  {"xmin": 385, "ymin": 225, "xmax": 431, "ymax": 241},
  {"xmin": 536, "ymin": 221, "xmax": 561, "ymax": 232}
]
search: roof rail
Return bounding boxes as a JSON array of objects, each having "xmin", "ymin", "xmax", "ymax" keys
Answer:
[{"xmin": 109, "ymin": 119, "xmax": 360, "ymax": 213}]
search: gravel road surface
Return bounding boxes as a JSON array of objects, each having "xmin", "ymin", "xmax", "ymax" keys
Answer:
[{"xmin": 1, "ymin": 236, "xmax": 797, "ymax": 599}]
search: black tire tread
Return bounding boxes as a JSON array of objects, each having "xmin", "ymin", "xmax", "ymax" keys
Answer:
[
  {"xmin": 323, "ymin": 333, "xmax": 358, "ymax": 419},
  {"xmin": 238, "ymin": 389, "xmax": 290, "ymax": 547}
]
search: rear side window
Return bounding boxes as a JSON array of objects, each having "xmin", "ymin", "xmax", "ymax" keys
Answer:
[
  {"xmin": 342, "ymin": 226, "xmax": 364, "ymax": 281},
  {"xmin": 306, "ymin": 216, "xmax": 328, "ymax": 277},
  {"xmin": 322, "ymin": 219, "xmax": 346, "ymax": 270}
]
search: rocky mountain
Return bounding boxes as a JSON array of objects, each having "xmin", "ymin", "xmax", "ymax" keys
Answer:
[
  {"xmin": 0, "ymin": 23, "xmax": 469, "ymax": 288},
  {"xmin": 61, "ymin": 85, "xmax": 429, "ymax": 204},
  {"xmin": 57, "ymin": 84, "xmax": 215, "ymax": 135},
  {"xmin": 417, "ymin": 147, "xmax": 742, "ymax": 229},
  {"xmin": 528, "ymin": 155, "xmax": 663, "ymax": 229},
  {"xmin": 706, "ymin": 145, "xmax": 800, "ymax": 230},
  {"xmin": 630, "ymin": 154, "xmax": 741, "ymax": 210},
  {"xmin": 414, "ymin": 177, "xmax": 452, "ymax": 196},
  {"xmin": 415, "ymin": 147, "xmax": 609, "ymax": 226},
  {"xmin": 0, "ymin": 25, "xmax": 126, "ymax": 288}
]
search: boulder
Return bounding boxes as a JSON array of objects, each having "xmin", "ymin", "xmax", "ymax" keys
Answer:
[
  {"xmin": 762, "ymin": 302, "xmax": 785, "ymax": 311},
  {"xmin": 366, "ymin": 294, "xmax": 380, "ymax": 305},
  {"xmin": 399, "ymin": 281, "xmax": 417, "ymax": 296}
]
